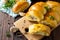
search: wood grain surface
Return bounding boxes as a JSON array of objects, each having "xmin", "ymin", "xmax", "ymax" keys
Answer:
[{"xmin": 0, "ymin": 12, "xmax": 14, "ymax": 40}]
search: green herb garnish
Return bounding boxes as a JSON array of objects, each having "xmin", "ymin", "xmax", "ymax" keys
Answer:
[
  {"xmin": 3, "ymin": 0, "xmax": 16, "ymax": 9},
  {"xmin": 44, "ymin": 6, "xmax": 51, "ymax": 12},
  {"xmin": 49, "ymin": 16, "xmax": 55, "ymax": 20}
]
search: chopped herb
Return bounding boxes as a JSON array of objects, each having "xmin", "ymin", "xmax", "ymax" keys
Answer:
[
  {"xmin": 49, "ymin": 16, "xmax": 55, "ymax": 20},
  {"xmin": 6, "ymin": 31, "xmax": 11, "ymax": 38},
  {"xmin": 3, "ymin": 0, "xmax": 16, "ymax": 9},
  {"xmin": 44, "ymin": 6, "xmax": 51, "ymax": 12}
]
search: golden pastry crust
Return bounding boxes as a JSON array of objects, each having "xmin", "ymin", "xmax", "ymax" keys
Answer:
[
  {"xmin": 42, "ymin": 11, "xmax": 58, "ymax": 28},
  {"xmin": 25, "ymin": 2, "xmax": 47, "ymax": 22},
  {"xmin": 29, "ymin": 2, "xmax": 47, "ymax": 15},
  {"xmin": 36, "ymin": 2, "xmax": 45, "ymax": 5},
  {"xmin": 25, "ymin": 10, "xmax": 44, "ymax": 22},
  {"xmin": 35, "ymin": 2, "xmax": 48, "ymax": 7},
  {"xmin": 49, "ymin": 11, "xmax": 60, "ymax": 23},
  {"xmin": 12, "ymin": 1, "xmax": 29, "ymax": 13},
  {"xmin": 29, "ymin": 24, "xmax": 51, "ymax": 36},
  {"xmin": 42, "ymin": 17, "xmax": 58, "ymax": 28},
  {"xmin": 46, "ymin": 1, "xmax": 60, "ymax": 8},
  {"xmin": 52, "ymin": 6, "xmax": 60, "ymax": 16}
]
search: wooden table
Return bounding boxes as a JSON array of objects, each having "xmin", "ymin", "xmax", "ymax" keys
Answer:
[{"xmin": 0, "ymin": 12, "xmax": 14, "ymax": 40}]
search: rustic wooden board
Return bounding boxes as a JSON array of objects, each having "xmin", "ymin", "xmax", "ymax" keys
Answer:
[
  {"xmin": 0, "ymin": 12, "xmax": 14, "ymax": 40},
  {"xmin": 14, "ymin": 17, "xmax": 43, "ymax": 40}
]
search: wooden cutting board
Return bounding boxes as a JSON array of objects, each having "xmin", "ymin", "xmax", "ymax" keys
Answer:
[
  {"xmin": 0, "ymin": 12, "xmax": 14, "ymax": 40},
  {"xmin": 14, "ymin": 16, "xmax": 44, "ymax": 40}
]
